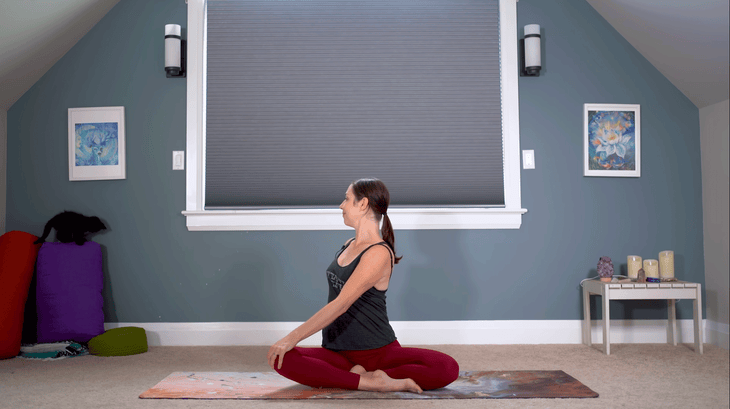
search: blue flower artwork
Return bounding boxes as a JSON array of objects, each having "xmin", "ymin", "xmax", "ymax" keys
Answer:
[
  {"xmin": 587, "ymin": 111, "xmax": 636, "ymax": 171},
  {"xmin": 75, "ymin": 122, "xmax": 119, "ymax": 166}
]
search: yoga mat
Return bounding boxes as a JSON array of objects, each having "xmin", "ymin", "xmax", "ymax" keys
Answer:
[{"xmin": 140, "ymin": 371, "xmax": 599, "ymax": 400}]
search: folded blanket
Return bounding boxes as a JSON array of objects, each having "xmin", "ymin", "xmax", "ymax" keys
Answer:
[{"xmin": 19, "ymin": 341, "xmax": 88, "ymax": 360}]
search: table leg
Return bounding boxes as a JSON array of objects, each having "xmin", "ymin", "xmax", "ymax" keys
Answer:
[
  {"xmin": 583, "ymin": 286, "xmax": 591, "ymax": 346},
  {"xmin": 602, "ymin": 293, "xmax": 610, "ymax": 355},
  {"xmin": 667, "ymin": 299, "xmax": 677, "ymax": 346},
  {"xmin": 694, "ymin": 284, "xmax": 703, "ymax": 354}
]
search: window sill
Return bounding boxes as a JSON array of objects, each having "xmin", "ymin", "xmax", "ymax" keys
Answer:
[{"xmin": 182, "ymin": 208, "xmax": 527, "ymax": 231}]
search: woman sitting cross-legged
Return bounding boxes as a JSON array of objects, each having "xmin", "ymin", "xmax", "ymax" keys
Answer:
[{"xmin": 267, "ymin": 178, "xmax": 460, "ymax": 393}]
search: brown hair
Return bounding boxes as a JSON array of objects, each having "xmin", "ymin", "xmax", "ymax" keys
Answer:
[{"xmin": 351, "ymin": 178, "xmax": 402, "ymax": 264}]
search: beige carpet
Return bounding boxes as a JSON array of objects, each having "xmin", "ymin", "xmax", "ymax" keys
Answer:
[{"xmin": 1, "ymin": 343, "xmax": 727, "ymax": 408}]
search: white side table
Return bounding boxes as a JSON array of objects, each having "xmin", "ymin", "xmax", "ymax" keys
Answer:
[{"xmin": 582, "ymin": 279, "xmax": 703, "ymax": 355}]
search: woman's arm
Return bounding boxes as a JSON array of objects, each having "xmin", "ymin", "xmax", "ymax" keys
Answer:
[{"xmin": 267, "ymin": 245, "xmax": 392, "ymax": 369}]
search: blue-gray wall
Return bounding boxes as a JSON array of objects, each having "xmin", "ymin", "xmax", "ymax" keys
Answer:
[{"xmin": 7, "ymin": 0, "xmax": 703, "ymax": 323}]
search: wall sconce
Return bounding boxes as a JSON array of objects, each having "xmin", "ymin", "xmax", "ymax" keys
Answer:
[
  {"xmin": 520, "ymin": 24, "xmax": 541, "ymax": 77},
  {"xmin": 165, "ymin": 24, "xmax": 186, "ymax": 78}
]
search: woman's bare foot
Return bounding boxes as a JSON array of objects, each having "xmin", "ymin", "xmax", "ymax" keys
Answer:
[
  {"xmin": 357, "ymin": 369, "xmax": 422, "ymax": 394},
  {"xmin": 350, "ymin": 365, "xmax": 367, "ymax": 375}
]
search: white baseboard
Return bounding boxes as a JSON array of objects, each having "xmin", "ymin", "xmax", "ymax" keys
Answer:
[
  {"xmin": 705, "ymin": 320, "xmax": 729, "ymax": 349},
  {"xmin": 104, "ymin": 319, "xmax": 712, "ymax": 347}
]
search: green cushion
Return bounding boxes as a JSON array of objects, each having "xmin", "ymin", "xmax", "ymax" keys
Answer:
[{"xmin": 88, "ymin": 327, "xmax": 148, "ymax": 357}]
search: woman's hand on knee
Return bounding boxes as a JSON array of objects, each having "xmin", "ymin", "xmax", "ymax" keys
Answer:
[{"xmin": 267, "ymin": 335, "xmax": 298, "ymax": 370}]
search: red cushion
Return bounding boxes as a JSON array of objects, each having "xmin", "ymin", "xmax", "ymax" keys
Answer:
[{"xmin": 0, "ymin": 231, "xmax": 42, "ymax": 359}]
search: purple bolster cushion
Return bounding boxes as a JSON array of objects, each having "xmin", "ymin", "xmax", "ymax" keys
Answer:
[{"xmin": 36, "ymin": 242, "xmax": 105, "ymax": 343}]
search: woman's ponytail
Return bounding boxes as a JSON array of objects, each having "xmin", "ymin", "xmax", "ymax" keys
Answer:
[{"xmin": 381, "ymin": 213, "xmax": 402, "ymax": 265}]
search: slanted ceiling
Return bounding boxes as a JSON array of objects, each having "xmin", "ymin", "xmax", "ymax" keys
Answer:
[
  {"xmin": 586, "ymin": 0, "xmax": 729, "ymax": 108},
  {"xmin": 0, "ymin": 0, "xmax": 728, "ymax": 111},
  {"xmin": 0, "ymin": 0, "xmax": 122, "ymax": 111}
]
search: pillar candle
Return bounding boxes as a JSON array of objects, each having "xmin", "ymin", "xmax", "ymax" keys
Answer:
[
  {"xmin": 659, "ymin": 250, "xmax": 674, "ymax": 279},
  {"xmin": 643, "ymin": 259, "xmax": 659, "ymax": 278},
  {"xmin": 627, "ymin": 255, "xmax": 642, "ymax": 279}
]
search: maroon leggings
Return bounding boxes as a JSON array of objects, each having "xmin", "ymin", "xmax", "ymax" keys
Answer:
[{"xmin": 273, "ymin": 340, "xmax": 459, "ymax": 391}]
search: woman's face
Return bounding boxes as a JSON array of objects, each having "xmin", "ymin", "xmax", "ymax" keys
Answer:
[{"xmin": 340, "ymin": 185, "xmax": 362, "ymax": 227}]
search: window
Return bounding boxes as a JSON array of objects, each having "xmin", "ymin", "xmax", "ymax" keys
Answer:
[{"xmin": 183, "ymin": 0, "xmax": 526, "ymax": 231}]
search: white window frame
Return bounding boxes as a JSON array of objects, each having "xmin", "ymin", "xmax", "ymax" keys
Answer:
[{"xmin": 182, "ymin": 0, "xmax": 526, "ymax": 231}]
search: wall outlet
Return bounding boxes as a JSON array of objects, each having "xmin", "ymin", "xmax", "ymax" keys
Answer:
[
  {"xmin": 522, "ymin": 150, "xmax": 535, "ymax": 169},
  {"xmin": 173, "ymin": 151, "xmax": 185, "ymax": 170}
]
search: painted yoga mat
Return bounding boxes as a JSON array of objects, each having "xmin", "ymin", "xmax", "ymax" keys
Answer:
[{"xmin": 140, "ymin": 371, "xmax": 599, "ymax": 400}]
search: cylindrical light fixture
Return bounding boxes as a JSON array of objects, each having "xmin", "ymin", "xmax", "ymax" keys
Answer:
[
  {"xmin": 521, "ymin": 24, "xmax": 541, "ymax": 77},
  {"xmin": 165, "ymin": 24, "xmax": 184, "ymax": 78}
]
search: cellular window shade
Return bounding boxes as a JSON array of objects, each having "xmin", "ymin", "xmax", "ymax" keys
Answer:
[{"xmin": 206, "ymin": 0, "xmax": 504, "ymax": 209}]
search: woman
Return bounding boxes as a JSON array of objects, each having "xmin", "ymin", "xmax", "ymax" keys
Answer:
[{"xmin": 267, "ymin": 178, "xmax": 459, "ymax": 393}]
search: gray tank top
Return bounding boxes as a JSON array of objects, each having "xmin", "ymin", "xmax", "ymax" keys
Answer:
[{"xmin": 322, "ymin": 240, "xmax": 397, "ymax": 351}]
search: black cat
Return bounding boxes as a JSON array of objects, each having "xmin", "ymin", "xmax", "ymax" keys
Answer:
[{"xmin": 34, "ymin": 211, "xmax": 107, "ymax": 245}]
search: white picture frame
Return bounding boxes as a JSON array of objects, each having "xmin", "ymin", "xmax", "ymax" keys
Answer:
[
  {"xmin": 584, "ymin": 103, "xmax": 640, "ymax": 177},
  {"xmin": 68, "ymin": 106, "xmax": 126, "ymax": 181}
]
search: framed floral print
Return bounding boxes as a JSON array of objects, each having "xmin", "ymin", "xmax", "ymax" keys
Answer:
[
  {"xmin": 584, "ymin": 104, "xmax": 640, "ymax": 177},
  {"xmin": 68, "ymin": 106, "xmax": 126, "ymax": 181}
]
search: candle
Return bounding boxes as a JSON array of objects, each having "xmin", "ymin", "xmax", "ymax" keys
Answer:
[
  {"xmin": 643, "ymin": 259, "xmax": 659, "ymax": 278},
  {"xmin": 659, "ymin": 251, "xmax": 674, "ymax": 279},
  {"xmin": 627, "ymin": 255, "xmax": 642, "ymax": 279}
]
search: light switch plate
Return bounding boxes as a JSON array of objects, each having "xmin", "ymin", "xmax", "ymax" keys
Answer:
[
  {"xmin": 173, "ymin": 151, "xmax": 185, "ymax": 170},
  {"xmin": 522, "ymin": 150, "xmax": 535, "ymax": 169}
]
